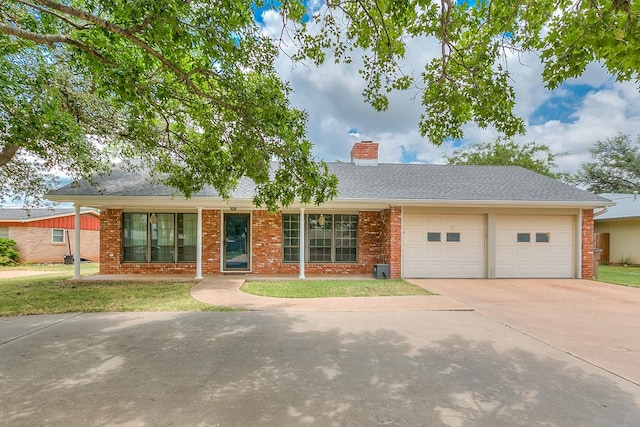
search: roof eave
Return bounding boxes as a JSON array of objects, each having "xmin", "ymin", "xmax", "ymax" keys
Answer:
[{"xmin": 45, "ymin": 195, "xmax": 614, "ymax": 210}]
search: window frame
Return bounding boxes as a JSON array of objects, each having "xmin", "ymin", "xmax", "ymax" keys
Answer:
[
  {"xmin": 122, "ymin": 212, "xmax": 197, "ymax": 263},
  {"xmin": 282, "ymin": 213, "xmax": 359, "ymax": 264},
  {"xmin": 52, "ymin": 228, "xmax": 65, "ymax": 244}
]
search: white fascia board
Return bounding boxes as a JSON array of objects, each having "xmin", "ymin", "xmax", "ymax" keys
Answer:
[{"xmin": 45, "ymin": 195, "xmax": 614, "ymax": 211}]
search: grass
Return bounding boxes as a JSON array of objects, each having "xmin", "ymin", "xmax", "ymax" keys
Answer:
[
  {"xmin": 241, "ymin": 279, "xmax": 435, "ymax": 298},
  {"xmin": 0, "ymin": 263, "xmax": 240, "ymax": 316},
  {"xmin": 596, "ymin": 264, "xmax": 640, "ymax": 288}
]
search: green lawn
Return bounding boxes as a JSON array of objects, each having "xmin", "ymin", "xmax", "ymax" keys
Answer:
[
  {"xmin": 241, "ymin": 279, "xmax": 435, "ymax": 298},
  {"xmin": 596, "ymin": 264, "xmax": 640, "ymax": 288},
  {"xmin": 0, "ymin": 263, "xmax": 239, "ymax": 316}
]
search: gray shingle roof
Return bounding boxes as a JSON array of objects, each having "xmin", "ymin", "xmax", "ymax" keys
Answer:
[
  {"xmin": 0, "ymin": 208, "xmax": 76, "ymax": 221},
  {"xmin": 47, "ymin": 163, "xmax": 611, "ymax": 205}
]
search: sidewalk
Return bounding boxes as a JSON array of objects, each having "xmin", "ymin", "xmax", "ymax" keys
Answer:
[{"xmin": 190, "ymin": 276, "xmax": 472, "ymax": 312}]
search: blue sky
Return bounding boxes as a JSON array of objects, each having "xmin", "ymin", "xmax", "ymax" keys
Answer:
[{"xmin": 259, "ymin": 4, "xmax": 640, "ymax": 173}]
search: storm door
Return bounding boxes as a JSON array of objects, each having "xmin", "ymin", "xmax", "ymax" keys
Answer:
[{"xmin": 223, "ymin": 213, "xmax": 250, "ymax": 271}]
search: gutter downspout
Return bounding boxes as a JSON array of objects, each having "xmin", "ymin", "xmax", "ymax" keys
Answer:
[{"xmin": 593, "ymin": 206, "xmax": 609, "ymax": 217}]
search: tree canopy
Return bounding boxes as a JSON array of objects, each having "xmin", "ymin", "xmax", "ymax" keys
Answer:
[
  {"xmin": 444, "ymin": 138, "xmax": 566, "ymax": 179},
  {"xmin": 297, "ymin": 0, "xmax": 640, "ymax": 144},
  {"xmin": 573, "ymin": 133, "xmax": 640, "ymax": 193},
  {"xmin": 0, "ymin": 0, "xmax": 336, "ymax": 210},
  {"xmin": 1, "ymin": 1, "xmax": 639, "ymax": 207}
]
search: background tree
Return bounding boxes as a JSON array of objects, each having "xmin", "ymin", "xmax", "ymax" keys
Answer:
[
  {"xmin": 444, "ymin": 138, "xmax": 567, "ymax": 179},
  {"xmin": 0, "ymin": 0, "xmax": 337, "ymax": 210},
  {"xmin": 573, "ymin": 133, "xmax": 640, "ymax": 193}
]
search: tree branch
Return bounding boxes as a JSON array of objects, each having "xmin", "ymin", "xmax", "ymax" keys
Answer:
[
  {"xmin": 0, "ymin": 22, "xmax": 113, "ymax": 64},
  {"xmin": 0, "ymin": 144, "xmax": 20, "ymax": 167}
]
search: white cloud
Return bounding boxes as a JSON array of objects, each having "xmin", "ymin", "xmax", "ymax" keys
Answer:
[{"xmin": 263, "ymin": 7, "xmax": 640, "ymax": 174}]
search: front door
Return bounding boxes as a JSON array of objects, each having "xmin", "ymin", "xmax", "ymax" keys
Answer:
[{"xmin": 223, "ymin": 213, "xmax": 250, "ymax": 271}]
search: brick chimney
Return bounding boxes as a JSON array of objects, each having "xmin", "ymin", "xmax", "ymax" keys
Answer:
[{"xmin": 350, "ymin": 141, "xmax": 379, "ymax": 166}]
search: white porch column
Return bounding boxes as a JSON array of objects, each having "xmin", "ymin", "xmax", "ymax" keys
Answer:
[
  {"xmin": 73, "ymin": 204, "xmax": 81, "ymax": 280},
  {"xmin": 196, "ymin": 207, "xmax": 203, "ymax": 280},
  {"xmin": 299, "ymin": 207, "xmax": 305, "ymax": 279}
]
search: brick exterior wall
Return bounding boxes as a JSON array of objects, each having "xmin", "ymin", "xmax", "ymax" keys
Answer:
[
  {"xmin": 99, "ymin": 208, "xmax": 390, "ymax": 276},
  {"xmin": 380, "ymin": 207, "xmax": 402, "ymax": 278},
  {"xmin": 350, "ymin": 141, "xmax": 379, "ymax": 163},
  {"xmin": 581, "ymin": 208, "xmax": 595, "ymax": 279},
  {"xmin": 9, "ymin": 226, "xmax": 99, "ymax": 263},
  {"xmin": 202, "ymin": 210, "xmax": 221, "ymax": 274},
  {"xmin": 251, "ymin": 210, "xmax": 384, "ymax": 275}
]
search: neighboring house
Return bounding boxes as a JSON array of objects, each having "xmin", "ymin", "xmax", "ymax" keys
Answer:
[
  {"xmin": 0, "ymin": 208, "xmax": 100, "ymax": 263},
  {"xmin": 594, "ymin": 193, "xmax": 640, "ymax": 265},
  {"xmin": 47, "ymin": 141, "xmax": 612, "ymax": 279}
]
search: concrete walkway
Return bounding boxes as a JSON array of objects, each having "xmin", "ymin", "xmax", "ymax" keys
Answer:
[{"xmin": 190, "ymin": 276, "xmax": 471, "ymax": 312}]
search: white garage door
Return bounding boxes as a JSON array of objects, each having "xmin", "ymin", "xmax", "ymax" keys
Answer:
[
  {"xmin": 403, "ymin": 214, "xmax": 485, "ymax": 278},
  {"xmin": 496, "ymin": 215, "xmax": 574, "ymax": 278}
]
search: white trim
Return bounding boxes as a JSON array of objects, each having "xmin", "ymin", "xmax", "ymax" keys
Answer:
[
  {"xmin": 52, "ymin": 228, "xmax": 65, "ymax": 243},
  {"xmin": 195, "ymin": 207, "xmax": 203, "ymax": 280},
  {"xmin": 299, "ymin": 207, "xmax": 305, "ymax": 279},
  {"xmin": 577, "ymin": 209, "xmax": 583, "ymax": 279},
  {"xmin": 45, "ymin": 195, "xmax": 614, "ymax": 211},
  {"xmin": 220, "ymin": 211, "xmax": 252, "ymax": 273}
]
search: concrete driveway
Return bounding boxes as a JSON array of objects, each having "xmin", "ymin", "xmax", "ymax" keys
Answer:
[
  {"xmin": 407, "ymin": 278, "xmax": 640, "ymax": 387},
  {"xmin": 1, "ymin": 311, "xmax": 639, "ymax": 426}
]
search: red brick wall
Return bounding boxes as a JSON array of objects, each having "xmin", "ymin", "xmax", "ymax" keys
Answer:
[
  {"xmin": 252, "ymin": 210, "xmax": 284, "ymax": 273},
  {"xmin": 100, "ymin": 209, "xmax": 122, "ymax": 273},
  {"xmin": 99, "ymin": 209, "xmax": 221, "ymax": 275},
  {"xmin": 581, "ymin": 209, "xmax": 595, "ymax": 279},
  {"xmin": 251, "ymin": 210, "xmax": 384, "ymax": 275},
  {"xmin": 350, "ymin": 141, "xmax": 379, "ymax": 163},
  {"xmin": 99, "ymin": 208, "xmax": 390, "ymax": 276},
  {"xmin": 379, "ymin": 207, "xmax": 402, "ymax": 278},
  {"xmin": 202, "ymin": 210, "xmax": 221, "ymax": 273}
]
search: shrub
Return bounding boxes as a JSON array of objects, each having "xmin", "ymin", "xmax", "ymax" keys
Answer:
[{"xmin": 0, "ymin": 238, "xmax": 20, "ymax": 266}]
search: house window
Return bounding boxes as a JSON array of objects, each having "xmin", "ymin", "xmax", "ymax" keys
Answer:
[
  {"xmin": 427, "ymin": 232, "xmax": 441, "ymax": 242},
  {"xmin": 122, "ymin": 213, "xmax": 197, "ymax": 263},
  {"xmin": 0, "ymin": 227, "xmax": 9, "ymax": 239},
  {"xmin": 123, "ymin": 213, "xmax": 148, "ymax": 262},
  {"xmin": 517, "ymin": 233, "xmax": 530, "ymax": 243},
  {"xmin": 52, "ymin": 229, "xmax": 65, "ymax": 243},
  {"xmin": 446, "ymin": 232, "xmax": 461, "ymax": 242},
  {"xmin": 335, "ymin": 214, "xmax": 358, "ymax": 262},
  {"xmin": 282, "ymin": 214, "xmax": 300, "ymax": 263},
  {"xmin": 536, "ymin": 233, "xmax": 550, "ymax": 243},
  {"xmin": 282, "ymin": 214, "xmax": 358, "ymax": 263},
  {"xmin": 177, "ymin": 213, "xmax": 197, "ymax": 262}
]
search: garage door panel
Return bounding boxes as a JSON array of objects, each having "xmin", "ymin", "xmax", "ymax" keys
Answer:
[
  {"xmin": 496, "ymin": 215, "xmax": 574, "ymax": 278},
  {"xmin": 403, "ymin": 214, "xmax": 485, "ymax": 278}
]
